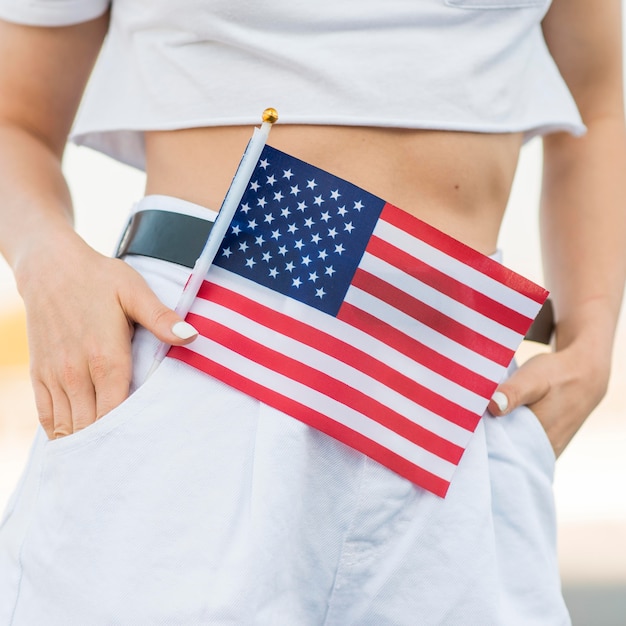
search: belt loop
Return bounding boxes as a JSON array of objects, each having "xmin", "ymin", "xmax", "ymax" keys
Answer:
[{"xmin": 113, "ymin": 201, "xmax": 140, "ymax": 258}]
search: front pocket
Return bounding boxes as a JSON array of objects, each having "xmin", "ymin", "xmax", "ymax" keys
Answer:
[
  {"xmin": 445, "ymin": 0, "xmax": 547, "ymax": 8},
  {"xmin": 522, "ymin": 403, "xmax": 557, "ymax": 467},
  {"xmin": 44, "ymin": 360, "xmax": 169, "ymax": 457}
]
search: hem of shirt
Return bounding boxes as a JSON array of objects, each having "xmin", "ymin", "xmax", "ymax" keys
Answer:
[
  {"xmin": 70, "ymin": 116, "xmax": 587, "ymax": 172},
  {"xmin": 0, "ymin": 1, "xmax": 110, "ymax": 27}
]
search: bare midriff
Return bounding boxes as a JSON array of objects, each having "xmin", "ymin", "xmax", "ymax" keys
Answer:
[{"xmin": 144, "ymin": 125, "xmax": 524, "ymax": 256}]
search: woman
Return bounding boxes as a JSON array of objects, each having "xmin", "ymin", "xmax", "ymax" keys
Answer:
[{"xmin": 0, "ymin": 1, "xmax": 624, "ymax": 624}]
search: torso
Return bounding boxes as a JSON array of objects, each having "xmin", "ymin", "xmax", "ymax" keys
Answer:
[{"xmin": 144, "ymin": 126, "xmax": 524, "ymax": 256}]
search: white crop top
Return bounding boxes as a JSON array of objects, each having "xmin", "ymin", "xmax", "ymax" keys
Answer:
[{"xmin": 0, "ymin": 0, "xmax": 585, "ymax": 171}]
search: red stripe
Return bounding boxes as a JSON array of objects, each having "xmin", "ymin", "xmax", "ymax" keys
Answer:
[
  {"xmin": 168, "ymin": 346, "xmax": 451, "ymax": 497},
  {"xmin": 196, "ymin": 282, "xmax": 483, "ymax": 429},
  {"xmin": 201, "ymin": 280, "xmax": 491, "ymax": 400},
  {"xmin": 365, "ymin": 236, "xmax": 534, "ymax": 336},
  {"xmin": 350, "ymin": 269, "xmax": 515, "ymax": 367},
  {"xmin": 182, "ymin": 313, "xmax": 465, "ymax": 464},
  {"xmin": 338, "ymin": 302, "xmax": 498, "ymax": 402},
  {"xmin": 381, "ymin": 203, "xmax": 548, "ymax": 304}
]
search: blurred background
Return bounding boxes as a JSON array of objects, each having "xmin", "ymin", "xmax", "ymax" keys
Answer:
[{"xmin": 1, "ymin": 136, "xmax": 625, "ymax": 623}]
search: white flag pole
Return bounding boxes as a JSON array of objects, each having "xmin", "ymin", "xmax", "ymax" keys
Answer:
[{"xmin": 145, "ymin": 108, "xmax": 279, "ymax": 380}]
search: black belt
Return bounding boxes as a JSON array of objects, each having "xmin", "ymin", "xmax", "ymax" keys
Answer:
[
  {"xmin": 116, "ymin": 209, "xmax": 215, "ymax": 269},
  {"xmin": 116, "ymin": 208, "xmax": 554, "ymax": 345}
]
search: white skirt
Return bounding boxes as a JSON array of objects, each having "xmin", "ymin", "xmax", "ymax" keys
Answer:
[{"xmin": 0, "ymin": 196, "xmax": 569, "ymax": 625}]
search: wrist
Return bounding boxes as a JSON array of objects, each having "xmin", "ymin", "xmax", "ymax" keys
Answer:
[
  {"xmin": 554, "ymin": 297, "xmax": 618, "ymax": 354},
  {"xmin": 554, "ymin": 335, "xmax": 612, "ymax": 408},
  {"xmin": 13, "ymin": 224, "xmax": 89, "ymax": 298}
]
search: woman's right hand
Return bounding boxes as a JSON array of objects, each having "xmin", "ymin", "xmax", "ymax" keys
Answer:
[{"xmin": 15, "ymin": 229, "xmax": 198, "ymax": 439}]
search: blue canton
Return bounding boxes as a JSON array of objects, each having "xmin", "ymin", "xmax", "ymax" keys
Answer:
[{"xmin": 215, "ymin": 145, "xmax": 385, "ymax": 316}]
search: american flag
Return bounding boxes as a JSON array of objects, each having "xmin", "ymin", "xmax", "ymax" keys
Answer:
[{"xmin": 168, "ymin": 145, "xmax": 548, "ymax": 497}]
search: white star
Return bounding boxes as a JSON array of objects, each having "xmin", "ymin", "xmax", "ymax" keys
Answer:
[
  {"xmin": 266, "ymin": 174, "xmax": 276, "ymax": 186},
  {"xmin": 239, "ymin": 241, "xmax": 249, "ymax": 252},
  {"xmin": 294, "ymin": 239, "xmax": 305, "ymax": 250},
  {"xmin": 320, "ymin": 211, "xmax": 331, "ymax": 222},
  {"xmin": 259, "ymin": 159, "xmax": 269, "ymax": 169},
  {"xmin": 240, "ymin": 203, "xmax": 251, "ymax": 214},
  {"xmin": 271, "ymin": 229, "xmax": 281, "ymax": 240},
  {"xmin": 315, "ymin": 287, "xmax": 326, "ymax": 299},
  {"xmin": 301, "ymin": 255, "xmax": 312, "ymax": 266},
  {"xmin": 287, "ymin": 223, "xmax": 298, "ymax": 234},
  {"xmin": 290, "ymin": 185, "xmax": 301, "ymax": 196},
  {"xmin": 269, "ymin": 267, "xmax": 279, "ymax": 278},
  {"xmin": 296, "ymin": 202, "xmax": 307, "ymax": 212},
  {"xmin": 344, "ymin": 222, "xmax": 355, "ymax": 234},
  {"xmin": 335, "ymin": 243, "xmax": 345, "ymax": 255},
  {"xmin": 222, "ymin": 247, "xmax": 232, "ymax": 258},
  {"xmin": 245, "ymin": 257, "xmax": 256, "ymax": 268},
  {"xmin": 313, "ymin": 195, "xmax": 324, "ymax": 206},
  {"xmin": 353, "ymin": 200, "xmax": 364, "ymax": 211},
  {"xmin": 304, "ymin": 217, "xmax": 315, "ymax": 228},
  {"xmin": 308, "ymin": 271, "xmax": 318, "ymax": 282},
  {"xmin": 311, "ymin": 233, "xmax": 322, "ymax": 245},
  {"xmin": 257, "ymin": 197, "xmax": 267, "ymax": 208},
  {"xmin": 264, "ymin": 213, "xmax": 275, "ymax": 224},
  {"xmin": 285, "ymin": 261, "xmax": 295, "ymax": 272},
  {"xmin": 231, "ymin": 224, "xmax": 242, "ymax": 236},
  {"xmin": 292, "ymin": 277, "xmax": 302, "ymax": 288},
  {"xmin": 255, "ymin": 235, "xmax": 265, "ymax": 246},
  {"xmin": 278, "ymin": 245, "xmax": 288, "ymax": 256},
  {"xmin": 337, "ymin": 205, "xmax": 348, "ymax": 217},
  {"xmin": 325, "ymin": 265, "xmax": 336, "ymax": 277},
  {"xmin": 327, "ymin": 227, "xmax": 338, "ymax": 239},
  {"xmin": 283, "ymin": 169, "xmax": 294, "ymax": 180},
  {"xmin": 281, "ymin": 207, "xmax": 292, "ymax": 218},
  {"xmin": 249, "ymin": 181, "xmax": 260, "ymax": 192},
  {"xmin": 330, "ymin": 189, "xmax": 341, "ymax": 200},
  {"xmin": 273, "ymin": 190, "xmax": 284, "ymax": 202},
  {"xmin": 306, "ymin": 179, "xmax": 317, "ymax": 190},
  {"xmin": 318, "ymin": 249, "xmax": 328, "ymax": 260},
  {"xmin": 262, "ymin": 251, "xmax": 272, "ymax": 262},
  {"xmin": 248, "ymin": 219, "xmax": 258, "ymax": 230}
]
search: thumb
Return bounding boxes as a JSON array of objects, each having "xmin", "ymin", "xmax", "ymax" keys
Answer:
[
  {"xmin": 488, "ymin": 355, "xmax": 551, "ymax": 417},
  {"xmin": 120, "ymin": 274, "xmax": 198, "ymax": 345}
]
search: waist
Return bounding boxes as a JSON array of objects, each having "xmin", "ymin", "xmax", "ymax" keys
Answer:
[{"xmin": 143, "ymin": 125, "xmax": 524, "ymax": 256}]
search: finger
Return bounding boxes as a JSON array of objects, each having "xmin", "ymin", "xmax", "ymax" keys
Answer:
[
  {"xmin": 90, "ymin": 353, "xmax": 132, "ymax": 420},
  {"xmin": 64, "ymin": 374, "xmax": 97, "ymax": 433},
  {"xmin": 56, "ymin": 358, "xmax": 99, "ymax": 433},
  {"xmin": 32, "ymin": 379, "xmax": 55, "ymax": 439},
  {"xmin": 488, "ymin": 356, "xmax": 551, "ymax": 417},
  {"xmin": 119, "ymin": 271, "xmax": 198, "ymax": 345},
  {"xmin": 49, "ymin": 387, "xmax": 73, "ymax": 439}
]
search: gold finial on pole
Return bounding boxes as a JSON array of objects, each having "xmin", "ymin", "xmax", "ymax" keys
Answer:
[{"xmin": 262, "ymin": 108, "xmax": 279, "ymax": 124}]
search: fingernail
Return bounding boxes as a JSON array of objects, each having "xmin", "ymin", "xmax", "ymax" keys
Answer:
[
  {"xmin": 491, "ymin": 391, "xmax": 509, "ymax": 413},
  {"xmin": 172, "ymin": 321, "xmax": 198, "ymax": 339}
]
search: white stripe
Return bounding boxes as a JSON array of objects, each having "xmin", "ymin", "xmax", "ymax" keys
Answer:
[
  {"xmin": 375, "ymin": 220, "xmax": 543, "ymax": 319},
  {"xmin": 184, "ymin": 334, "xmax": 458, "ymax": 481},
  {"xmin": 205, "ymin": 266, "xmax": 504, "ymax": 387},
  {"xmin": 359, "ymin": 253, "xmax": 522, "ymax": 350},
  {"xmin": 190, "ymin": 297, "xmax": 486, "ymax": 417},
  {"xmin": 190, "ymin": 296, "xmax": 477, "ymax": 445},
  {"xmin": 344, "ymin": 285, "xmax": 507, "ymax": 379}
]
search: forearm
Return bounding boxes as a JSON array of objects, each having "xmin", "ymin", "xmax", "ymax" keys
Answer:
[
  {"xmin": 541, "ymin": 117, "xmax": 626, "ymax": 371},
  {"xmin": 0, "ymin": 123, "xmax": 79, "ymax": 288},
  {"xmin": 0, "ymin": 15, "xmax": 111, "ymax": 283}
]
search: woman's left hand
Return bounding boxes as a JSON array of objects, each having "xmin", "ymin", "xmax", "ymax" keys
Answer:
[{"xmin": 487, "ymin": 345, "xmax": 610, "ymax": 458}]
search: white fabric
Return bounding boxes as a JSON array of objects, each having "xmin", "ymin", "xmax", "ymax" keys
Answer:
[
  {"xmin": 0, "ymin": 196, "xmax": 570, "ymax": 625},
  {"xmin": 0, "ymin": 0, "xmax": 585, "ymax": 171},
  {"xmin": 0, "ymin": 0, "xmax": 108, "ymax": 26}
]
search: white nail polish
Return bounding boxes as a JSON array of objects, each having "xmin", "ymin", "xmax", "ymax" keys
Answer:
[
  {"xmin": 491, "ymin": 391, "xmax": 509, "ymax": 413},
  {"xmin": 172, "ymin": 321, "xmax": 198, "ymax": 340}
]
